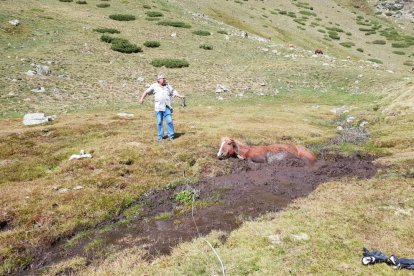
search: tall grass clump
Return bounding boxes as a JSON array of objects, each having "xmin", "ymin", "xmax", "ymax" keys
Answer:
[
  {"xmin": 368, "ymin": 58, "xmax": 383, "ymax": 64},
  {"xmin": 372, "ymin": 40, "xmax": 386, "ymax": 45},
  {"xmin": 157, "ymin": 21, "xmax": 191, "ymax": 28},
  {"xmin": 94, "ymin": 28, "xmax": 120, "ymax": 34},
  {"xmin": 328, "ymin": 31, "xmax": 340, "ymax": 40},
  {"xmin": 59, "ymin": 0, "xmax": 73, "ymax": 2},
  {"xmin": 145, "ymin": 11, "xmax": 163, "ymax": 17},
  {"xmin": 150, "ymin": 58, "xmax": 189, "ymax": 68},
  {"xmin": 403, "ymin": 60, "xmax": 414, "ymax": 66},
  {"xmin": 109, "ymin": 14, "xmax": 136, "ymax": 21},
  {"xmin": 76, "ymin": 0, "xmax": 87, "ymax": 4},
  {"xmin": 192, "ymin": 30, "xmax": 211, "ymax": 36},
  {"xmin": 96, "ymin": 3, "xmax": 110, "ymax": 8},
  {"xmin": 326, "ymin": 27, "xmax": 344, "ymax": 32},
  {"xmin": 392, "ymin": 51, "xmax": 405, "ymax": 55},
  {"xmin": 143, "ymin": 41, "xmax": 160, "ymax": 48},
  {"xmin": 357, "ymin": 48, "xmax": 364, "ymax": 52},
  {"xmin": 391, "ymin": 42, "xmax": 409, "ymax": 48},
  {"xmin": 217, "ymin": 30, "xmax": 228, "ymax": 34},
  {"xmin": 100, "ymin": 34, "xmax": 125, "ymax": 43}
]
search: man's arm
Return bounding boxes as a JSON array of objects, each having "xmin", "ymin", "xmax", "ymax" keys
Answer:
[{"xmin": 139, "ymin": 91, "xmax": 148, "ymax": 104}]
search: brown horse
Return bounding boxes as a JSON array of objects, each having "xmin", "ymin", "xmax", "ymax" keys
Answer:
[
  {"xmin": 314, "ymin": 49, "xmax": 323, "ymax": 55},
  {"xmin": 217, "ymin": 137, "xmax": 316, "ymax": 164}
]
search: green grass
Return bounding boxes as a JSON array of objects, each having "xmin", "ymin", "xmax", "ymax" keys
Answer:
[
  {"xmin": 145, "ymin": 11, "xmax": 163, "ymax": 17},
  {"xmin": 192, "ymin": 30, "xmax": 211, "ymax": 36},
  {"xmin": 94, "ymin": 28, "xmax": 120, "ymax": 34},
  {"xmin": 96, "ymin": 3, "xmax": 109, "ymax": 8},
  {"xmin": 199, "ymin": 43, "xmax": 213, "ymax": 50},
  {"xmin": 143, "ymin": 40, "xmax": 160, "ymax": 48},
  {"xmin": 368, "ymin": 58, "xmax": 383, "ymax": 64},
  {"xmin": 111, "ymin": 40, "xmax": 142, "ymax": 53},
  {"xmin": 339, "ymin": 42, "xmax": 355, "ymax": 48},
  {"xmin": 372, "ymin": 40, "xmax": 386, "ymax": 45}
]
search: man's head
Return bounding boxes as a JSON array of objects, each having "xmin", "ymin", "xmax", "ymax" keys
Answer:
[{"xmin": 157, "ymin": 72, "xmax": 167, "ymax": 85}]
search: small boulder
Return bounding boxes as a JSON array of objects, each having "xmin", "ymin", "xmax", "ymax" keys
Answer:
[
  {"xmin": 31, "ymin": 85, "xmax": 45, "ymax": 93},
  {"xmin": 117, "ymin": 112, "xmax": 134, "ymax": 118},
  {"xmin": 9, "ymin": 19, "xmax": 20, "ymax": 26},
  {"xmin": 23, "ymin": 113, "xmax": 55, "ymax": 126},
  {"xmin": 36, "ymin": 65, "xmax": 51, "ymax": 76},
  {"xmin": 215, "ymin": 84, "xmax": 229, "ymax": 93},
  {"xmin": 69, "ymin": 150, "xmax": 92, "ymax": 160}
]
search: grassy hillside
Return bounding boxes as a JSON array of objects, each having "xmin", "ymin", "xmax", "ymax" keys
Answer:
[{"xmin": 0, "ymin": 0, "xmax": 413, "ymax": 275}]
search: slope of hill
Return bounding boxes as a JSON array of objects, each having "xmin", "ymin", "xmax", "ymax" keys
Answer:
[{"xmin": 0, "ymin": 0, "xmax": 413, "ymax": 275}]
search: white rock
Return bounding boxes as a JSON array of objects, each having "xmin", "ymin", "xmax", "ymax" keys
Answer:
[
  {"xmin": 23, "ymin": 113, "xmax": 55, "ymax": 126},
  {"xmin": 217, "ymin": 96, "xmax": 224, "ymax": 101},
  {"xmin": 117, "ymin": 112, "xmax": 134, "ymax": 118},
  {"xmin": 215, "ymin": 84, "xmax": 229, "ymax": 93},
  {"xmin": 36, "ymin": 65, "xmax": 51, "ymax": 76},
  {"xmin": 337, "ymin": 126, "xmax": 344, "ymax": 131},
  {"xmin": 57, "ymin": 188, "xmax": 69, "ymax": 193},
  {"xmin": 360, "ymin": 121, "xmax": 368, "ymax": 127},
  {"xmin": 26, "ymin": 70, "xmax": 36, "ymax": 77},
  {"xmin": 386, "ymin": 70, "xmax": 394, "ymax": 74},
  {"xmin": 268, "ymin": 234, "xmax": 282, "ymax": 245},
  {"xmin": 261, "ymin": 48, "xmax": 269, "ymax": 52},
  {"xmin": 31, "ymin": 86, "xmax": 45, "ymax": 93},
  {"xmin": 224, "ymin": 35, "xmax": 230, "ymax": 40},
  {"xmin": 312, "ymin": 105, "xmax": 320, "ymax": 109},
  {"xmin": 69, "ymin": 150, "xmax": 92, "ymax": 160},
  {"xmin": 291, "ymin": 233, "xmax": 309, "ymax": 241},
  {"xmin": 171, "ymin": 32, "xmax": 177, "ymax": 38},
  {"xmin": 98, "ymin": 80, "xmax": 107, "ymax": 86},
  {"xmin": 346, "ymin": 116, "xmax": 355, "ymax": 123},
  {"xmin": 9, "ymin": 19, "xmax": 20, "ymax": 26},
  {"xmin": 73, "ymin": 185, "xmax": 84, "ymax": 190}
]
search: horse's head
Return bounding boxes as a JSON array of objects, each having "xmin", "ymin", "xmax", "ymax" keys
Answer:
[{"xmin": 217, "ymin": 137, "xmax": 239, "ymax": 160}]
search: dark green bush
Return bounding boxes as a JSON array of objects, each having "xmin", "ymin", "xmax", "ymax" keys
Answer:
[
  {"xmin": 403, "ymin": 60, "xmax": 414, "ymax": 66},
  {"xmin": 199, "ymin": 43, "xmax": 213, "ymax": 50},
  {"xmin": 372, "ymin": 40, "xmax": 386, "ymax": 45},
  {"xmin": 326, "ymin": 27, "xmax": 344, "ymax": 32},
  {"xmin": 76, "ymin": 0, "xmax": 87, "ymax": 4},
  {"xmin": 368, "ymin": 58, "xmax": 383, "ymax": 64},
  {"xmin": 287, "ymin": 12, "xmax": 296, "ymax": 18},
  {"xmin": 143, "ymin": 41, "xmax": 160, "ymax": 48},
  {"xmin": 357, "ymin": 48, "xmax": 364, "ymax": 52},
  {"xmin": 146, "ymin": 11, "xmax": 163, "ymax": 17},
  {"xmin": 359, "ymin": 27, "xmax": 374, "ymax": 32},
  {"xmin": 392, "ymin": 51, "xmax": 405, "ymax": 55},
  {"xmin": 328, "ymin": 31, "xmax": 340, "ymax": 40},
  {"xmin": 111, "ymin": 40, "xmax": 142, "ymax": 53},
  {"xmin": 339, "ymin": 42, "xmax": 355, "ymax": 48},
  {"xmin": 192, "ymin": 30, "xmax": 211, "ymax": 36},
  {"xmin": 94, "ymin": 28, "xmax": 120, "ymax": 34},
  {"xmin": 317, "ymin": 29, "xmax": 326, "ymax": 33},
  {"xmin": 150, "ymin": 58, "xmax": 189, "ymax": 68},
  {"xmin": 392, "ymin": 42, "xmax": 409, "ymax": 48},
  {"xmin": 299, "ymin": 10, "xmax": 316, "ymax": 16},
  {"xmin": 279, "ymin": 10, "xmax": 287, "ymax": 15},
  {"xmin": 59, "ymin": 0, "xmax": 73, "ymax": 2},
  {"xmin": 97, "ymin": 3, "xmax": 110, "ymax": 7},
  {"xmin": 143, "ymin": 4, "xmax": 151, "ymax": 9},
  {"xmin": 109, "ymin": 14, "xmax": 136, "ymax": 21},
  {"xmin": 217, "ymin": 30, "xmax": 228, "ymax": 34},
  {"xmin": 157, "ymin": 21, "xmax": 191, "ymax": 28}
]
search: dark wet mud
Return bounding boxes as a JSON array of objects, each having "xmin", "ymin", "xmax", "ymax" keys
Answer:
[{"xmin": 25, "ymin": 153, "xmax": 379, "ymax": 274}]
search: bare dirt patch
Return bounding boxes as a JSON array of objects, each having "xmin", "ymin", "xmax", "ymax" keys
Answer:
[{"xmin": 25, "ymin": 153, "xmax": 379, "ymax": 274}]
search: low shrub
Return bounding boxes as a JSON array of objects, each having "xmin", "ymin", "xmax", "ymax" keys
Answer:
[
  {"xmin": 150, "ymin": 58, "xmax": 189, "ymax": 68},
  {"xmin": 357, "ymin": 48, "xmax": 364, "ymax": 52},
  {"xmin": 328, "ymin": 31, "xmax": 340, "ymax": 40},
  {"xmin": 339, "ymin": 42, "xmax": 355, "ymax": 48},
  {"xmin": 59, "ymin": 0, "xmax": 73, "ymax": 2},
  {"xmin": 96, "ymin": 3, "xmax": 110, "ymax": 8},
  {"xmin": 199, "ymin": 43, "xmax": 213, "ymax": 50},
  {"xmin": 403, "ymin": 60, "xmax": 414, "ymax": 66},
  {"xmin": 143, "ymin": 40, "xmax": 160, "ymax": 48},
  {"xmin": 175, "ymin": 190, "xmax": 195, "ymax": 206},
  {"xmin": 326, "ymin": 26, "xmax": 344, "ymax": 32},
  {"xmin": 317, "ymin": 29, "xmax": 326, "ymax": 33},
  {"xmin": 76, "ymin": 0, "xmax": 87, "ymax": 4},
  {"xmin": 192, "ymin": 30, "xmax": 211, "ymax": 36},
  {"xmin": 359, "ymin": 27, "xmax": 374, "ymax": 32},
  {"xmin": 109, "ymin": 14, "xmax": 136, "ymax": 21},
  {"xmin": 392, "ymin": 42, "xmax": 408, "ymax": 48},
  {"xmin": 368, "ymin": 58, "xmax": 383, "ymax": 64},
  {"xmin": 146, "ymin": 11, "xmax": 163, "ymax": 17},
  {"xmin": 94, "ymin": 28, "xmax": 120, "ymax": 34},
  {"xmin": 217, "ymin": 30, "xmax": 228, "ymax": 34},
  {"xmin": 287, "ymin": 12, "xmax": 296, "ymax": 18},
  {"xmin": 279, "ymin": 10, "xmax": 287, "ymax": 15},
  {"xmin": 299, "ymin": 10, "xmax": 316, "ymax": 16},
  {"xmin": 392, "ymin": 51, "xmax": 405, "ymax": 55},
  {"xmin": 111, "ymin": 40, "xmax": 142, "ymax": 53},
  {"xmin": 100, "ymin": 34, "xmax": 121, "ymax": 43},
  {"xmin": 157, "ymin": 20, "xmax": 191, "ymax": 28},
  {"xmin": 143, "ymin": 4, "xmax": 151, "ymax": 9},
  {"xmin": 372, "ymin": 40, "xmax": 386, "ymax": 45}
]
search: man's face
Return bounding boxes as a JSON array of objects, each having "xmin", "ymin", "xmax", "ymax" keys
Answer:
[{"xmin": 157, "ymin": 78, "xmax": 166, "ymax": 85}]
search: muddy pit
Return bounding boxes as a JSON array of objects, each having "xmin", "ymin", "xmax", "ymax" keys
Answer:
[{"xmin": 27, "ymin": 153, "xmax": 378, "ymax": 273}]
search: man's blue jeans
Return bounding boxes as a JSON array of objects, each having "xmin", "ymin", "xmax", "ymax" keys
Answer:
[{"xmin": 155, "ymin": 107, "xmax": 174, "ymax": 140}]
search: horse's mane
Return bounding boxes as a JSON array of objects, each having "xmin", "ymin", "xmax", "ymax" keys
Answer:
[{"xmin": 221, "ymin": 137, "xmax": 246, "ymax": 146}]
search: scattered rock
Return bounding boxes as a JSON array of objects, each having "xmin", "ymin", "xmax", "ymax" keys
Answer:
[
  {"xmin": 268, "ymin": 234, "xmax": 282, "ymax": 245},
  {"xmin": 215, "ymin": 84, "xmax": 229, "ymax": 93},
  {"xmin": 394, "ymin": 208, "xmax": 412, "ymax": 216},
  {"xmin": 9, "ymin": 19, "xmax": 20, "ymax": 26},
  {"xmin": 337, "ymin": 126, "xmax": 344, "ymax": 131},
  {"xmin": 260, "ymin": 48, "xmax": 269, "ymax": 52},
  {"xmin": 36, "ymin": 65, "xmax": 51, "ymax": 76},
  {"xmin": 330, "ymin": 106, "xmax": 349, "ymax": 115},
  {"xmin": 117, "ymin": 112, "xmax": 134, "ymax": 118},
  {"xmin": 69, "ymin": 150, "xmax": 92, "ymax": 161},
  {"xmin": 171, "ymin": 32, "xmax": 177, "ymax": 38},
  {"xmin": 57, "ymin": 188, "xmax": 69, "ymax": 193},
  {"xmin": 73, "ymin": 185, "xmax": 84, "ymax": 190},
  {"xmin": 359, "ymin": 121, "xmax": 368, "ymax": 127},
  {"xmin": 98, "ymin": 80, "xmax": 107, "ymax": 86},
  {"xmin": 23, "ymin": 113, "xmax": 55, "ymax": 126},
  {"xmin": 31, "ymin": 86, "xmax": 46, "ymax": 93},
  {"xmin": 291, "ymin": 233, "xmax": 309, "ymax": 241},
  {"xmin": 346, "ymin": 116, "xmax": 355, "ymax": 123},
  {"xmin": 312, "ymin": 105, "xmax": 320, "ymax": 109},
  {"xmin": 26, "ymin": 70, "xmax": 36, "ymax": 77}
]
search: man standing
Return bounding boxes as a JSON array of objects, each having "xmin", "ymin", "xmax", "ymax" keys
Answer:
[{"xmin": 140, "ymin": 73, "xmax": 185, "ymax": 142}]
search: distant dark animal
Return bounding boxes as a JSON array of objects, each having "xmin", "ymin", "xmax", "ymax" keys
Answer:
[
  {"xmin": 315, "ymin": 49, "xmax": 323, "ymax": 55},
  {"xmin": 217, "ymin": 137, "xmax": 316, "ymax": 164},
  {"xmin": 411, "ymin": 66, "xmax": 414, "ymax": 72}
]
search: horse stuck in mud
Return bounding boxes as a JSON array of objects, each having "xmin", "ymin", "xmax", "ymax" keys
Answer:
[{"xmin": 217, "ymin": 137, "xmax": 316, "ymax": 164}]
